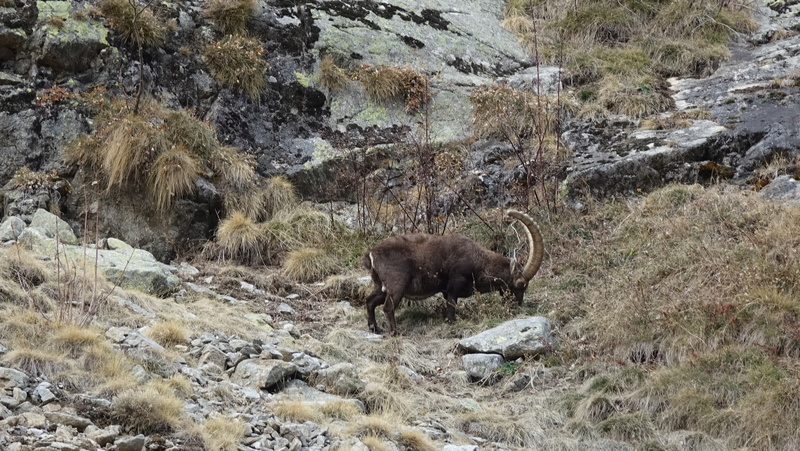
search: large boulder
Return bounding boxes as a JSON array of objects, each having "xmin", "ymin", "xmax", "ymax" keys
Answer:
[
  {"xmin": 232, "ymin": 359, "xmax": 298, "ymax": 391},
  {"xmin": 33, "ymin": 2, "xmax": 109, "ymax": 72},
  {"xmin": 0, "ymin": 367, "xmax": 29, "ymax": 391},
  {"xmin": 459, "ymin": 317, "xmax": 554, "ymax": 360},
  {"xmin": 18, "ymin": 210, "xmax": 181, "ymax": 296},
  {"xmin": 29, "ymin": 208, "xmax": 77, "ymax": 244},
  {"xmin": 461, "ymin": 353, "xmax": 504, "ymax": 380}
]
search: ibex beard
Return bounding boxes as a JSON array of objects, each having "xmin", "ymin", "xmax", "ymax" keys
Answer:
[{"xmin": 362, "ymin": 209, "xmax": 544, "ymax": 335}]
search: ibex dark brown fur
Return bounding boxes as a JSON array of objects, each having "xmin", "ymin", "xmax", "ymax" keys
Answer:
[{"xmin": 362, "ymin": 210, "xmax": 544, "ymax": 335}]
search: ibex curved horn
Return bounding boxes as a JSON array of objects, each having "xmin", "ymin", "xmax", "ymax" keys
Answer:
[{"xmin": 507, "ymin": 209, "xmax": 544, "ymax": 282}]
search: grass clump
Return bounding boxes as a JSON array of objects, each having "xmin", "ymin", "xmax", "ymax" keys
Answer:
[
  {"xmin": 262, "ymin": 175, "xmax": 299, "ymax": 219},
  {"xmin": 274, "ymin": 401, "xmax": 322, "ymax": 423},
  {"xmin": 97, "ymin": 0, "xmax": 166, "ymax": 47},
  {"xmin": 470, "ymin": 84, "xmax": 565, "ymax": 147},
  {"xmin": 2, "ymin": 348, "xmax": 67, "ymax": 378},
  {"xmin": 146, "ymin": 320, "xmax": 190, "ymax": 347},
  {"xmin": 282, "ymin": 247, "xmax": 339, "ymax": 283},
  {"xmin": 353, "ymin": 64, "xmax": 428, "ymax": 112},
  {"xmin": 456, "ymin": 411, "xmax": 540, "ymax": 448},
  {"xmin": 50, "ymin": 324, "xmax": 102, "ymax": 358},
  {"xmin": 149, "ymin": 145, "xmax": 201, "ymax": 212},
  {"xmin": 317, "ymin": 55, "xmax": 349, "ymax": 92},
  {"xmin": 111, "ymin": 383, "xmax": 184, "ymax": 434},
  {"xmin": 63, "ymin": 99, "xmax": 255, "ymax": 215},
  {"xmin": 203, "ymin": 0, "xmax": 256, "ymax": 35},
  {"xmin": 201, "ymin": 416, "xmax": 247, "ymax": 451},
  {"xmin": 215, "ymin": 211, "xmax": 267, "ymax": 265},
  {"xmin": 204, "ymin": 35, "xmax": 269, "ymax": 101}
]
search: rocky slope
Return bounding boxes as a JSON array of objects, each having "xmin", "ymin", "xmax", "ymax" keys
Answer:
[{"xmin": 0, "ymin": 210, "xmax": 558, "ymax": 450}]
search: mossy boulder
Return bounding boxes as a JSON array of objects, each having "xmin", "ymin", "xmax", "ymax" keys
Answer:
[{"xmin": 34, "ymin": 1, "xmax": 108, "ymax": 72}]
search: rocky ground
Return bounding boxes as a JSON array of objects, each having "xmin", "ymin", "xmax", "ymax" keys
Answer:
[{"xmin": 0, "ymin": 209, "xmax": 567, "ymax": 451}]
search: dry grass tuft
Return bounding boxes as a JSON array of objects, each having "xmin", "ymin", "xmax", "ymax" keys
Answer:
[
  {"xmin": 262, "ymin": 175, "xmax": 299, "ymax": 219},
  {"xmin": 361, "ymin": 435, "xmax": 393, "ymax": 451},
  {"xmin": 50, "ymin": 324, "xmax": 102, "ymax": 358},
  {"xmin": 317, "ymin": 55, "xmax": 349, "ymax": 92},
  {"xmin": 274, "ymin": 400, "xmax": 323, "ymax": 423},
  {"xmin": 146, "ymin": 320, "xmax": 190, "ymax": 347},
  {"xmin": 456, "ymin": 411, "xmax": 539, "ymax": 447},
  {"xmin": 215, "ymin": 211, "xmax": 267, "ymax": 265},
  {"xmin": 0, "ymin": 245, "xmax": 49, "ymax": 289},
  {"xmin": 2, "ymin": 348, "xmax": 67, "ymax": 378},
  {"xmin": 319, "ymin": 274, "xmax": 369, "ymax": 304},
  {"xmin": 349, "ymin": 415, "xmax": 397, "ymax": 438},
  {"xmin": 319, "ymin": 400, "xmax": 362, "ymax": 421},
  {"xmin": 397, "ymin": 427, "xmax": 437, "ymax": 451},
  {"xmin": 201, "ymin": 416, "xmax": 247, "ymax": 451},
  {"xmin": 97, "ymin": 0, "xmax": 166, "ymax": 47},
  {"xmin": 164, "ymin": 109, "xmax": 218, "ymax": 158},
  {"xmin": 353, "ymin": 64, "xmax": 428, "ymax": 112},
  {"xmin": 358, "ymin": 383, "xmax": 412, "ymax": 419},
  {"xmin": 0, "ymin": 309, "xmax": 51, "ymax": 346},
  {"xmin": 204, "ymin": 35, "xmax": 269, "ymax": 101},
  {"xmin": 111, "ymin": 383, "xmax": 184, "ymax": 434},
  {"xmin": 596, "ymin": 74, "xmax": 673, "ymax": 118},
  {"xmin": 282, "ymin": 247, "xmax": 339, "ymax": 283},
  {"xmin": 203, "ymin": 0, "xmax": 256, "ymax": 35},
  {"xmin": 149, "ymin": 145, "xmax": 201, "ymax": 212}
]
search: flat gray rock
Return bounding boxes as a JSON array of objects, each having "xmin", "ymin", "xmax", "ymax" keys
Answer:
[{"xmin": 459, "ymin": 317, "xmax": 553, "ymax": 359}]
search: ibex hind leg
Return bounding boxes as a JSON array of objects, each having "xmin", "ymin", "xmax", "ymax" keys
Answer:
[
  {"xmin": 383, "ymin": 291, "xmax": 404, "ymax": 336},
  {"xmin": 366, "ymin": 287, "xmax": 386, "ymax": 334}
]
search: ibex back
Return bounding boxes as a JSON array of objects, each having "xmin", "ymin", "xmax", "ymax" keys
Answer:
[{"xmin": 362, "ymin": 210, "xmax": 544, "ymax": 335}]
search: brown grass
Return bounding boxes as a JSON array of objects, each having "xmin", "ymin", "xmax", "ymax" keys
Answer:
[
  {"xmin": 2, "ymin": 347, "xmax": 67, "ymax": 378},
  {"xmin": 204, "ymin": 35, "xmax": 269, "ymax": 101},
  {"xmin": 503, "ymin": 0, "xmax": 756, "ymax": 119},
  {"xmin": 111, "ymin": 383, "xmax": 184, "ymax": 434},
  {"xmin": 533, "ymin": 184, "xmax": 800, "ymax": 448},
  {"xmin": 354, "ymin": 64, "xmax": 428, "ymax": 112},
  {"xmin": 149, "ymin": 144, "xmax": 201, "ymax": 212},
  {"xmin": 164, "ymin": 109, "xmax": 218, "ymax": 158},
  {"xmin": 456, "ymin": 411, "xmax": 540, "ymax": 448},
  {"xmin": 97, "ymin": 0, "xmax": 166, "ymax": 47},
  {"xmin": 201, "ymin": 416, "xmax": 247, "ymax": 451},
  {"xmin": 262, "ymin": 175, "xmax": 298, "ymax": 219},
  {"xmin": 274, "ymin": 400, "xmax": 322, "ymax": 423},
  {"xmin": 50, "ymin": 324, "xmax": 102, "ymax": 358},
  {"xmin": 215, "ymin": 211, "xmax": 267, "ymax": 265},
  {"xmin": 281, "ymin": 247, "xmax": 339, "ymax": 283},
  {"xmin": 317, "ymin": 55, "xmax": 349, "ymax": 92},
  {"xmin": 203, "ymin": 0, "xmax": 256, "ymax": 35},
  {"xmin": 146, "ymin": 320, "xmax": 190, "ymax": 347},
  {"xmin": 101, "ymin": 110, "xmax": 168, "ymax": 190}
]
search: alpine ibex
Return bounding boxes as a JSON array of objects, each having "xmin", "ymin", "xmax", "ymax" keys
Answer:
[{"xmin": 363, "ymin": 210, "xmax": 544, "ymax": 335}]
